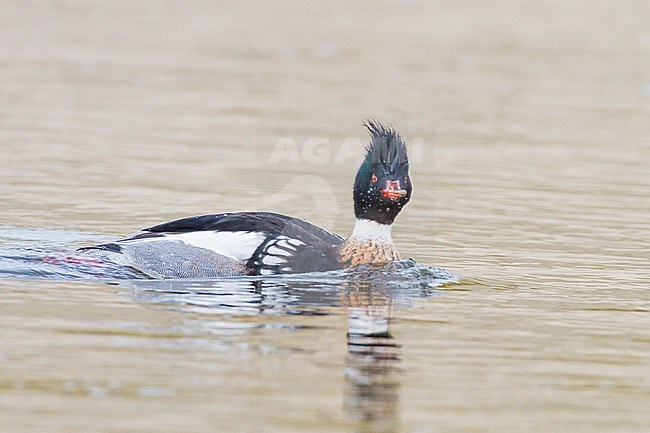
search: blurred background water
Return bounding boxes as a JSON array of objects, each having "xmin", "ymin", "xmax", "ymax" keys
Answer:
[{"xmin": 1, "ymin": 1, "xmax": 649, "ymax": 432}]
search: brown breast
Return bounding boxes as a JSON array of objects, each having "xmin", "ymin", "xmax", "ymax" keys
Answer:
[{"xmin": 338, "ymin": 237, "xmax": 400, "ymax": 268}]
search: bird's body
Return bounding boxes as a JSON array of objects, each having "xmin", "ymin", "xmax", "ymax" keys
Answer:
[{"xmin": 80, "ymin": 121, "xmax": 413, "ymax": 279}]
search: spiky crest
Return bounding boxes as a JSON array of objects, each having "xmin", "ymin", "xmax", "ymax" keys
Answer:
[{"xmin": 362, "ymin": 120, "xmax": 409, "ymax": 174}]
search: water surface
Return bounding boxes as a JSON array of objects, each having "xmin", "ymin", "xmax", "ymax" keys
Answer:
[{"xmin": 1, "ymin": 1, "xmax": 649, "ymax": 432}]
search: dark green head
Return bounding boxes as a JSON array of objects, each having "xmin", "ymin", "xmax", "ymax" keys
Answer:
[{"xmin": 353, "ymin": 120, "xmax": 412, "ymax": 225}]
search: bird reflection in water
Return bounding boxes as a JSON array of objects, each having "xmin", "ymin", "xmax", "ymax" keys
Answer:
[
  {"xmin": 342, "ymin": 281, "xmax": 401, "ymax": 433},
  {"xmin": 120, "ymin": 263, "xmax": 453, "ymax": 432}
]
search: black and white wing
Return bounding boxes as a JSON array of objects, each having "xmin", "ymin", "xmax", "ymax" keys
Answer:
[
  {"xmin": 247, "ymin": 232, "xmax": 343, "ymax": 275},
  {"xmin": 80, "ymin": 212, "xmax": 344, "ymax": 277}
]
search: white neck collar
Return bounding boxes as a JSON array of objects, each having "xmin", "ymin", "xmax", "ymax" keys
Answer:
[{"xmin": 349, "ymin": 219, "xmax": 393, "ymax": 243}]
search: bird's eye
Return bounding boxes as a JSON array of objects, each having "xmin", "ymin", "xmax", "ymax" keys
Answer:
[{"xmin": 372, "ymin": 174, "xmax": 378, "ymax": 183}]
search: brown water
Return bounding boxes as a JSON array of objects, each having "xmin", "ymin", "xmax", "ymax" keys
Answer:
[{"xmin": 1, "ymin": 1, "xmax": 649, "ymax": 432}]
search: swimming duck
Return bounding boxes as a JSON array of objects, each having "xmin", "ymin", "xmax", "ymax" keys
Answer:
[{"xmin": 79, "ymin": 121, "xmax": 412, "ymax": 278}]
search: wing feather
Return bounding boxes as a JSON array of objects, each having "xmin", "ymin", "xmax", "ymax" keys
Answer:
[{"xmin": 82, "ymin": 211, "xmax": 345, "ymax": 276}]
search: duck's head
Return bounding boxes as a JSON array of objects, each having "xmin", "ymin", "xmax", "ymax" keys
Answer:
[{"xmin": 353, "ymin": 120, "xmax": 412, "ymax": 225}]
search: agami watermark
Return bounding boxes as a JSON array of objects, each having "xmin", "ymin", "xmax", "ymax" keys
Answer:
[{"xmin": 266, "ymin": 136, "xmax": 426, "ymax": 166}]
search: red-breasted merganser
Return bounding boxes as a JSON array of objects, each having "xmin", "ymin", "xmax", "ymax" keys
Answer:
[{"xmin": 79, "ymin": 121, "xmax": 413, "ymax": 278}]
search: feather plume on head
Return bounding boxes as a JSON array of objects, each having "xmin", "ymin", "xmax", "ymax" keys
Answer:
[{"xmin": 362, "ymin": 120, "xmax": 409, "ymax": 175}]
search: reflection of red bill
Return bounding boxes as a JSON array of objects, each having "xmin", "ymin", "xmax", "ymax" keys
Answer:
[
  {"xmin": 43, "ymin": 255, "xmax": 104, "ymax": 265},
  {"xmin": 42, "ymin": 255, "xmax": 108, "ymax": 277}
]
